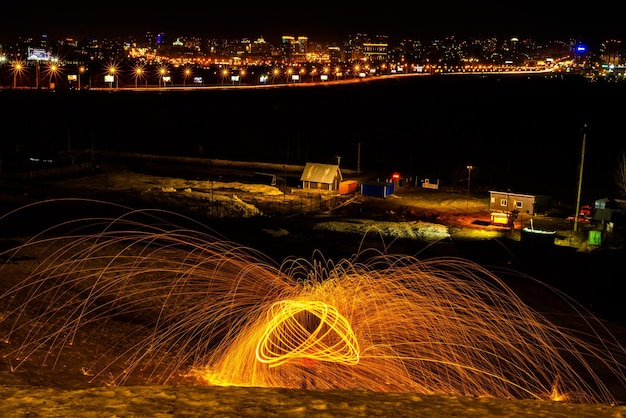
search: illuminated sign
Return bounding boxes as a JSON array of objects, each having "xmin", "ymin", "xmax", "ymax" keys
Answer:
[
  {"xmin": 291, "ymin": 74, "xmax": 300, "ymax": 81},
  {"xmin": 67, "ymin": 74, "xmax": 77, "ymax": 81},
  {"xmin": 230, "ymin": 75, "xmax": 240, "ymax": 82},
  {"xmin": 27, "ymin": 47, "xmax": 51, "ymax": 61},
  {"xmin": 193, "ymin": 77, "xmax": 203, "ymax": 84},
  {"xmin": 104, "ymin": 75, "xmax": 115, "ymax": 83},
  {"xmin": 259, "ymin": 75, "xmax": 268, "ymax": 83},
  {"xmin": 162, "ymin": 76, "xmax": 171, "ymax": 83},
  {"xmin": 320, "ymin": 74, "xmax": 328, "ymax": 81}
]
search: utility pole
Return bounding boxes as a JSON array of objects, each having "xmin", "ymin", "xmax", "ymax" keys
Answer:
[
  {"xmin": 574, "ymin": 124, "xmax": 588, "ymax": 233},
  {"xmin": 466, "ymin": 165, "xmax": 473, "ymax": 212},
  {"xmin": 357, "ymin": 142, "xmax": 361, "ymax": 175},
  {"xmin": 283, "ymin": 165, "xmax": 287, "ymax": 202}
]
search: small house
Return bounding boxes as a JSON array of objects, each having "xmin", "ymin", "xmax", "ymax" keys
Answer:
[
  {"xmin": 488, "ymin": 191, "xmax": 551, "ymax": 216},
  {"xmin": 300, "ymin": 162, "xmax": 343, "ymax": 191}
]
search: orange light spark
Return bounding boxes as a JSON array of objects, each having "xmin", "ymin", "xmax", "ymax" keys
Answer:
[{"xmin": 1, "ymin": 199, "xmax": 626, "ymax": 405}]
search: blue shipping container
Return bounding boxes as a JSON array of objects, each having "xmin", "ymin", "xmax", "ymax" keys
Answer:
[{"xmin": 360, "ymin": 182, "xmax": 395, "ymax": 198}]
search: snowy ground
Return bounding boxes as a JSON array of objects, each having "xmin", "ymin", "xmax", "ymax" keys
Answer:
[{"xmin": 3, "ymin": 384, "xmax": 626, "ymax": 417}]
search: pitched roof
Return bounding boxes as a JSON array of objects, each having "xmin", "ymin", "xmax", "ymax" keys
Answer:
[{"xmin": 300, "ymin": 162, "xmax": 342, "ymax": 184}]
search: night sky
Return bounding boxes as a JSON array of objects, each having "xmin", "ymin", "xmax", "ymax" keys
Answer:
[{"xmin": 1, "ymin": 1, "xmax": 623, "ymax": 44}]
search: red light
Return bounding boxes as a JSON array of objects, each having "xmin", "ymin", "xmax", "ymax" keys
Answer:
[{"xmin": 392, "ymin": 173, "xmax": 400, "ymax": 180}]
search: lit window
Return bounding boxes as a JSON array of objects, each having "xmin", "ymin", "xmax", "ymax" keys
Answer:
[
  {"xmin": 500, "ymin": 199, "xmax": 507, "ymax": 207},
  {"xmin": 515, "ymin": 201, "xmax": 523, "ymax": 209}
]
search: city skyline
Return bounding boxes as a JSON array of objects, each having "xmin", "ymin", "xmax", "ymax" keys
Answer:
[{"xmin": 2, "ymin": 2, "xmax": 624, "ymax": 45}]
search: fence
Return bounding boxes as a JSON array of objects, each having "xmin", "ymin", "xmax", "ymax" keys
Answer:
[{"xmin": 249, "ymin": 192, "xmax": 354, "ymax": 217}]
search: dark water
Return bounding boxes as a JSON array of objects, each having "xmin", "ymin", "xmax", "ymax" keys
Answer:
[{"xmin": 1, "ymin": 73, "xmax": 624, "ymax": 203}]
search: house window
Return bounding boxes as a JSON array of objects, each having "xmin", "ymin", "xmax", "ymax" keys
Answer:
[
  {"xmin": 500, "ymin": 199, "xmax": 508, "ymax": 207},
  {"xmin": 515, "ymin": 201, "xmax": 523, "ymax": 209}
]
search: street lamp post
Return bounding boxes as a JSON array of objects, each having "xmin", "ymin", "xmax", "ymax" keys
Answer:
[
  {"xmin": 12, "ymin": 62, "xmax": 22, "ymax": 88},
  {"xmin": 35, "ymin": 59, "xmax": 40, "ymax": 89},
  {"xmin": 78, "ymin": 66, "xmax": 85, "ymax": 90},
  {"xmin": 108, "ymin": 65, "xmax": 117, "ymax": 89},
  {"xmin": 466, "ymin": 165, "xmax": 474, "ymax": 212},
  {"xmin": 48, "ymin": 63, "xmax": 58, "ymax": 89},
  {"xmin": 159, "ymin": 67, "xmax": 166, "ymax": 87},
  {"xmin": 134, "ymin": 67, "xmax": 143, "ymax": 88},
  {"xmin": 283, "ymin": 165, "xmax": 287, "ymax": 202}
]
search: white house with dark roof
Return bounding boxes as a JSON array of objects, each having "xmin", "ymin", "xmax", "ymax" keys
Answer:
[{"xmin": 300, "ymin": 162, "xmax": 343, "ymax": 191}]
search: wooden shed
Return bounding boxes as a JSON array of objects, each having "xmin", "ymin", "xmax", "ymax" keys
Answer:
[
  {"xmin": 488, "ymin": 191, "xmax": 551, "ymax": 216},
  {"xmin": 300, "ymin": 162, "xmax": 343, "ymax": 191}
]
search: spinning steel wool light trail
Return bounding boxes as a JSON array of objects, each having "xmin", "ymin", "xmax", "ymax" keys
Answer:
[{"xmin": 1, "ymin": 199, "xmax": 625, "ymax": 405}]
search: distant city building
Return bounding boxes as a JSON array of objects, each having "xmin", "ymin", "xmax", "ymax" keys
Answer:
[
  {"xmin": 281, "ymin": 35, "xmax": 308, "ymax": 63},
  {"xmin": 600, "ymin": 39, "xmax": 624, "ymax": 67},
  {"xmin": 362, "ymin": 42, "xmax": 388, "ymax": 62}
]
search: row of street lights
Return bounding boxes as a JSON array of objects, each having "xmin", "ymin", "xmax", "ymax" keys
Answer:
[
  {"xmin": 5, "ymin": 59, "xmax": 380, "ymax": 89},
  {"xmin": 107, "ymin": 63, "xmax": 173, "ymax": 88},
  {"xmin": 6, "ymin": 60, "xmax": 180, "ymax": 89},
  {"xmin": 10, "ymin": 59, "xmax": 65, "ymax": 89}
]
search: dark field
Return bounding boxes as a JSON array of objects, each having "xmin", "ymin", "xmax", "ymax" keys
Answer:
[{"xmin": 2, "ymin": 73, "xmax": 624, "ymax": 202}]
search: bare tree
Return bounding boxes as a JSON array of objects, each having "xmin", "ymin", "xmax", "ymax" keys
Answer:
[{"xmin": 614, "ymin": 150, "xmax": 626, "ymax": 197}]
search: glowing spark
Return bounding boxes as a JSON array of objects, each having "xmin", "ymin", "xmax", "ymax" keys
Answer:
[{"xmin": 1, "ymin": 199, "xmax": 626, "ymax": 405}]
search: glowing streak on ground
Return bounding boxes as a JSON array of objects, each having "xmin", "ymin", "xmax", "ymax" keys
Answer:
[
  {"xmin": 1, "ymin": 199, "xmax": 626, "ymax": 405},
  {"xmin": 255, "ymin": 300, "xmax": 360, "ymax": 367}
]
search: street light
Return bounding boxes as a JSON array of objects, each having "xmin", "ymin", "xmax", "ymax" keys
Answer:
[
  {"xmin": 12, "ymin": 61, "xmax": 24, "ymax": 89},
  {"xmin": 40, "ymin": 61, "xmax": 61, "ymax": 89},
  {"xmin": 78, "ymin": 66, "xmax": 85, "ymax": 90},
  {"xmin": 183, "ymin": 67, "xmax": 191, "ymax": 87},
  {"xmin": 272, "ymin": 67, "xmax": 280, "ymax": 83},
  {"xmin": 133, "ymin": 65, "xmax": 145, "ymax": 88},
  {"xmin": 48, "ymin": 63, "xmax": 59, "ymax": 88},
  {"xmin": 158, "ymin": 66, "xmax": 168, "ymax": 87},
  {"xmin": 107, "ymin": 64, "xmax": 118, "ymax": 88},
  {"xmin": 466, "ymin": 165, "xmax": 474, "ymax": 212}
]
